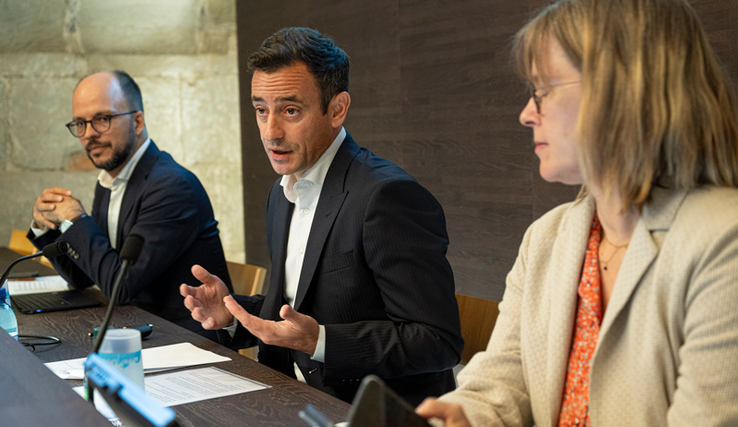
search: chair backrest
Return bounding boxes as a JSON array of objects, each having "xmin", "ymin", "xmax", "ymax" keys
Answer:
[
  {"xmin": 9, "ymin": 229, "xmax": 36, "ymax": 256},
  {"xmin": 9, "ymin": 229, "xmax": 54, "ymax": 268},
  {"xmin": 455, "ymin": 294, "xmax": 500, "ymax": 366},
  {"xmin": 226, "ymin": 261, "xmax": 267, "ymax": 297},
  {"xmin": 226, "ymin": 261, "xmax": 267, "ymax": 360}
]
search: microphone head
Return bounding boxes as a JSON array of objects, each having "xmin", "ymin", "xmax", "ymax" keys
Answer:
[
  {"xmin": 120, "ymin": 234, "xmax": 144, "ymax": 265},
  {"xmin": 42, "ymin": 241, "xmax": 69, "ymax": 258}
]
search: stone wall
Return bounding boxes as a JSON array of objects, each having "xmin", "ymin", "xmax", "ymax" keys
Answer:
[{"xmin": 0, "ymin": 0, "xmax": 245, "ymax": 262}]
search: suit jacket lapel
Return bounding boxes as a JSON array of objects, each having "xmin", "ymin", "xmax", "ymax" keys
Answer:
[
  {"xmin": 116, "ymin": 141, "xmax": 160, "ymax": 247},
  {"xmin": 546, "ymin": 196, "xmax": 595, "ymax": 424},
  {"xmin": 542, "ymin": 190, "xmax": 686, "ymax": 423},
  {"xmin": 597, "ymin": 188, "xmax": 686, "ymax": 339},
  {"xmin": 92, "ymin": 182, "xmax": 111, "ymax": 239},
  {"xmin": 293, "ymin": 135, "xmax": 359, "ymax": 311},
  {"xmin": 265, "ymin": 191, "xmax": 293, "ymax": 319}
]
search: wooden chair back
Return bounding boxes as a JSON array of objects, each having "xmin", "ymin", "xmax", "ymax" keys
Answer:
[
  {"xmin": 9, "ymin": 229, "xmax": 36, "ymax": 256},
  {"xmin": 9, "ymin": 229, "xmax": 53, "ymax": 268},
  {"xmin": 456, "ymin": 294, "xmax": 500, "ymax": 366},
  {"xmin": 226, "ymin": 261, "xmax": 267, "ymax": 360},
  {"xmin": 226, "ymin": 261, "xmax": 267, "ymax": 297}
]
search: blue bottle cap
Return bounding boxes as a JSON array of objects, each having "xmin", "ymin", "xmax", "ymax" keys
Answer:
[{"xmin": 0, "ymin": 288, "xmax": 6, "ymax": 299}]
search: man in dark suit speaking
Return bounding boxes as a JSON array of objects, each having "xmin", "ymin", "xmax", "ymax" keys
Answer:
[
  {"xmin": 29, "ymin": 71, "xmax": 232, "ymax": 340},
  {"xmin": 181, "ymin": 27, "xmax": 463, "ymax": 405}
]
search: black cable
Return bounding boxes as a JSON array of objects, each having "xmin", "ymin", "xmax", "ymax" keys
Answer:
[{"xmin": 18, "ymin": 334, "xmax": 61, "ymax": 351}]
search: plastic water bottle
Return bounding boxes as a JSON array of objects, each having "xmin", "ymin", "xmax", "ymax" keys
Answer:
[{"xmin": 0, "ymin": 288, "xmax": 18, "ymax": 340}]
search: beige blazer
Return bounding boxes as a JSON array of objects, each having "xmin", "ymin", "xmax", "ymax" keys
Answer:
[{"xmin": 440, "ymin": 187, "xmax": 738, "ymax": 427}]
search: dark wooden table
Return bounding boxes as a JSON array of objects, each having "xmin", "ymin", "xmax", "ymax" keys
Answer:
[
  {"xmin": 0, "ymin": 323, "xmax": 111, "ymax": 426},
  {"xmin": 1, "ymin": 247, "xmax": 350, "ymax": 426}
]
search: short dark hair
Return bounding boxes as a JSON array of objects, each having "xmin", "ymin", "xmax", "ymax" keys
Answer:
[
  {"xmin": 248, "ymin": 27, "xmax": 349, "ymax": 114},
  {"xmin": 111, "ymin": 70, "xmax": 144, "ymax": 113}
]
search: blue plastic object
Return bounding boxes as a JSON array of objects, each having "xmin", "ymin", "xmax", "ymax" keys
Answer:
[
  {"xmin": 84, "ymin": 353, "xmax": 178, "ymax": 427},
  {"xmin": 0, "ymin": 288, "xmax": 18, "ymax": 340}
]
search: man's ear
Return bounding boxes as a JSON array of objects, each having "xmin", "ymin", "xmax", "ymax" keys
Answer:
[
  {"xmin": 329, "ymin": 92, "xmax": 351, "ymax": 129},
  {"xmin": 134, "ymin": 111, "xmax": 146, "ymax": 135}
]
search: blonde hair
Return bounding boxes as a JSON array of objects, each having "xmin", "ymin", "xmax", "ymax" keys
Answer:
[{"xmin": 514, "ymin": 0, "xmax": 738, "ymax": 209}]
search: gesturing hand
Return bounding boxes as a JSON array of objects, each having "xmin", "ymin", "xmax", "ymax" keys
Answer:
[
  {"xmin": 180, "ymin": 264, "xmax": 233, "ymax": 330},
  {"xmin": 224, "ymin": 298, "xmax": 320, "ymax": 355}
]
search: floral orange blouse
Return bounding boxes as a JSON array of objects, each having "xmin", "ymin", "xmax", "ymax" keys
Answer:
[{"xmin": 558, "ymin": 216, "xmax": 603, "ymax": 427}]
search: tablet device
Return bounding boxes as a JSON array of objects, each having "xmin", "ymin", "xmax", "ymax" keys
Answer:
[{"xmin": 346, "ymin": 375, "xmax": 430, "ymax": 427}]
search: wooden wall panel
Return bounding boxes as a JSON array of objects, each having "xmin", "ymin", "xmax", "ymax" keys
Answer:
[
  {"xmin": 397, "ymin": 0, "xmax": 535, "ymax": 300},
  {"xmin": 237, "ymin": 0, "xmax": 738, "ymax": 300}
]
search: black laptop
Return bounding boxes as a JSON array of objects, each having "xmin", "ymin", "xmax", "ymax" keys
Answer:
[{"xmin": 11, "ymin": 290, "xmax": 101, "ymax": 314}]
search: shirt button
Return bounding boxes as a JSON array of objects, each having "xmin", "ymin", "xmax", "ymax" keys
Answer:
[
  {"xmin": 302, "ymin": 208, "xmax": 309, "ymax": 215},
  {"xmin": 299, "ymin": 248, "xmax": 304, "ymax": 254}
]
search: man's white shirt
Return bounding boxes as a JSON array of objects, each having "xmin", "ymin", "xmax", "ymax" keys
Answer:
[
  {"xmin": 280, "ymin": 126, "xmax": 345, "ymax": 363},
  {"xmin": 97, "ymin": 138, "xmax": 151, "ymax": 248},
  {"xmin": 225, "ymin": 128, "xmax": 346, "ymax": 366}
]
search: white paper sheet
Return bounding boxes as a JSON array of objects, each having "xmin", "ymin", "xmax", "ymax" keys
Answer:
[
  {"xmin": 143, "ymin": 366, "xmax": 270, "ymax": 406},
  {"xmin": 45, "ymin": 342, "xmax": 232, "ymax": 380},
  {"xmin": 142, "ymin": 342, "xmax": 230, "ymax": 370},
  {"xmin": 7, "ymin": 275, "xmax": 69, "ymax": 295},
  {"xmin": 72, "ymin": 366, "xmax": 270, "ymax": 409},
  {"xmin": 71, "ymin": 387, "xmax": 120, "ymax": 424}
]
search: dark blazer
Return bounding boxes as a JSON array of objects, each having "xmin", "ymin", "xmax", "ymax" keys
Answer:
[
  {"xmin": 229, "ymin": 133, "xmax": 463, "ymax": 406},
  {"xmin": 30, "ymin": 141, "xmax": 232, "ymax": 338}
]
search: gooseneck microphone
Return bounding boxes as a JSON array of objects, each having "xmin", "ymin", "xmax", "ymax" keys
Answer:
[
  {"xmin": 0, "ymin": 241, "xmax": 69, "ymax": 288},
  {"xmin": 85, "ymin": 234, "xmax": 178, "ymax": 426},
  {"xmin": 91, "ymin": 234, "xmax": 144, "ymax": 354},
  {"xmin": 87, "ymin": 234, "xmax": 144, "ymax": 406}
]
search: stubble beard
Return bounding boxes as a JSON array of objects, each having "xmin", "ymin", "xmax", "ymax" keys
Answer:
[{"xmin": 88, "ymin": 121, "xmax": 137, "ymax": 172}]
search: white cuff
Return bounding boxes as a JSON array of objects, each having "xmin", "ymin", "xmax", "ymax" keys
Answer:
[
  {"xmin": 223, "ymin": 316, "xmax": 238, "ymax": 338},
  {"xmin": 310, "ymin": 325, "xmax": 326, "ymax": 362},
  {"xmin": 224, "ymin": 318, "xmax": 324, "ymax": 360},
  {"xmin": 30, "ymin": 219, "xmax": 49, "ymax": 237}
]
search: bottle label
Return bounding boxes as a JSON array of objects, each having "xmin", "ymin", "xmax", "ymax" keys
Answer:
[
  {"xmin": 99, "ymin": 350, "xmax": 144, "ymax": 388},
  {"xmin": 0, "ymin": 303, "xmax": 18, "ymax": 340},
  {"xmin": 5, "ymin": 327, "xmax": 18, "ymax": 339}
]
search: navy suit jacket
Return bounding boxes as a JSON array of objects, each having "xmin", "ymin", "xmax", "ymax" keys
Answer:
[
  {"xmin": 30, "ymin": 141, "xmax": 231, "ymax": 338},
  {"xmin": 229, "ymin": 134, "xmax": 463, "ymax": 405}
]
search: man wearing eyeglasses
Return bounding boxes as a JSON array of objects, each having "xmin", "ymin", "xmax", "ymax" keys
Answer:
[{"xmin": 27, "ymin": 71, "xmax": 232, "ymax": 340}]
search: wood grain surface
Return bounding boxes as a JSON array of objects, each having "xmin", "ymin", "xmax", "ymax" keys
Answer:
[{"xmin": 236, "ymin": 0, "xmax": 737, "ymax": 301}]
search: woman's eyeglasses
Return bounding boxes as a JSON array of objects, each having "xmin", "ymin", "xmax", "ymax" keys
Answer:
[{"xmin": 530, "ymin": 81, "xmax": 581, "ymax": 114}]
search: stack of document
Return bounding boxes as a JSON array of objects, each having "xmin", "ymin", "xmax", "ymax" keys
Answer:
[
  {"xmin": 7, "ymin": 276, "xmax": 69, "ymax": 295},
  {"xmin": 45, "ymin": 342, "xmax": 231, "ymax": 379},
  {"xmin": 50, "ymin": 342, "xmax": 271, "ymax": 413}
]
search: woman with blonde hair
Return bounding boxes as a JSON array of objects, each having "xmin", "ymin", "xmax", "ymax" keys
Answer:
[{"xmin": 417, "ymin": 0, "xmax": 738, "ymax": 425}]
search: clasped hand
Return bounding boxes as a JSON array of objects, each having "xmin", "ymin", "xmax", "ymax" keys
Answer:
[
  {"xmin": 180, "ymin": 265, "xmax": 320, "ymax": 355},
  {"xmin": 32, "ymin": 187, "xmax": 85, "ymax": 231}
]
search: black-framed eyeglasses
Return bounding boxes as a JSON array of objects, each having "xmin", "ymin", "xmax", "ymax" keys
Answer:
[
  {"xmin": 530, "ymin": 81, "xmax": 581, "ymax": 114},
  {"xmin": 65, "ymin": 110, "xmax": 138, "ymax": 137}
]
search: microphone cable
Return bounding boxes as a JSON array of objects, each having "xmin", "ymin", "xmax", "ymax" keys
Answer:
[{"xmin": 18, "ymin": 334, "xmax": 61, "ymax": 351}]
